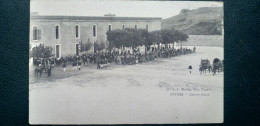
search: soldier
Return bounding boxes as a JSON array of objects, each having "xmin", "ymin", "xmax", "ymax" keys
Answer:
[
  {"xmin": 97, "ymin": 57, "xmax": 100, "ymax": 69},
  {"xmin": 47, "ymin": 66, "xmax": 51, "ymax": 77},
  {"xmin": 188, "ymin": 65, "xmax": 192, "ymax": 74},
  {"xmin": 78, "ymin": 61, "xmax": 81, "ymax": 70},
  {"xmin": 62, "ymin": 61, "xmax": 66, "ymax": 72}
]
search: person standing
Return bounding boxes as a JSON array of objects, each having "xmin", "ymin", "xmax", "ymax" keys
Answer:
[
  {"xmin": 47, "ymin": 66, "xmax": 51, "ymax": 77},
  {"xmin": 78, "ymin": 61, "xmax": 81, "ymax": 70},
  {"xmin": 62, "ymin": 61, "xmax": 66, "ymax": 72},
  {"xmin": 188, "ymin": 65, "xmax": 192, "ymax": 74},
  {"xmin": 135, "ymin": 54, "xmax": 139, "ymax": 66},
  {"xmin": 97, "ymin": 57, "xmax": 100, "ymax": 69}
]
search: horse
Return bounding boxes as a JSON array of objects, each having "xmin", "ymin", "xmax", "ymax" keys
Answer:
[
  {"xmin": 35, "ymin": 67, "xmax": 45, "ymax": 77},
  {"xmin": 208, "ymin": 65, "xmax": 212, "ymax": 73},
  {"xmin": 212, "ymin": 58, "xmax": 221, "ymax": 75},
  {"xmin": 199, "ymin": 65, "xmax": 208, "ymax": 74}
]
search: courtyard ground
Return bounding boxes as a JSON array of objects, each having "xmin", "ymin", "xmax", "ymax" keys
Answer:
[{"xmin": 29, "ymin": 46, "xmax": 223, "ymax": 124}]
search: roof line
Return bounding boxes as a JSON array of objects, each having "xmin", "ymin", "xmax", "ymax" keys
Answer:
[{"xmin": 30, "ymin": 15, "xmax": 162, "ymax": 21}]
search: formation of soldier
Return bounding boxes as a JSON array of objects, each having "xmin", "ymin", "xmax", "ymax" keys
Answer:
[{"xmin": 33, "ymin": 47, "xmax": 196, "ymax": 71}]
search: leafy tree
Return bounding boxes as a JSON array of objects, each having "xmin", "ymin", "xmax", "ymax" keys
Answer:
[
  {"xmin": 106, "ymin": 28, "xmax": 188, "ymax": 52},
  {"xmin": 161, "ymin": 29, "xmax": 176, "ymax": 45},
  {"xmin": 107, "ymin": 40, "xmax": 114, "ymax": 52},
  {"xmin": 79, "ymin": 39, "xmax": 93, "ymax": 53},
  {"xmin": 94, "ymin": 41, "xmax": 106, "ymax": 53},
  {"xmin": 126, "ymin": 28, "xmax": 145, "ymax": 48},
  {"xmin": 84, "ymin": 39, "xmax": 93, "ymax": 52},
  {"xmin": 79, "ymin": 41, "xmax": 85, "ymax": 52},
  {"xmin": 145, "ymin": 30, "xmax": 162, "ymax": 49},
  {"xmin": 106, "ymin": 28, "xmax": 146, "ymax": 51},
  {"xmin": 107, "ymin": 29, "xmax": 127, "ymax": 48},
  {"xmin": 160, "ymin": 29, "xmax": 189, "ymax": 48},
  {"xmin": 31, "ymin": 44, "xmax": 53, "ymax": 59}
]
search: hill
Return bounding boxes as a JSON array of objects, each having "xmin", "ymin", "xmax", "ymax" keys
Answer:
[{"xmin": 162, "ymin": 7, "xmax": 223, "ymax": 35}]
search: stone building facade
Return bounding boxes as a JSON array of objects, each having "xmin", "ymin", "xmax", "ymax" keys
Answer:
[{"xmin": 30, "ymin": 15, "xmax": 162, "ymax": 58}]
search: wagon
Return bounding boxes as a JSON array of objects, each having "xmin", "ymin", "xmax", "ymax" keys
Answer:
[
  {"xmin": 199, "ymin": 59, "xmax": 211, "ymax": 74},
  {"xmin": 200, "ymin": 59, "xmax": 210, "ymax": 68},
  {"xmin": 212, "ymin": 58, "xmax": 223, "ymax": 74}
]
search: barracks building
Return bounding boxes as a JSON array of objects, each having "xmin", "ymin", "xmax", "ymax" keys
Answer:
[{"xmin": 30, "ymin": 13, "xmax": 162, "ymax": 58}]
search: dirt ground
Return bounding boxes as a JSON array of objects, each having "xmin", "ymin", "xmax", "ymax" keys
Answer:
[{"xmin": 29, "ymin": 46, "xmax": 223, "ymax": 124}]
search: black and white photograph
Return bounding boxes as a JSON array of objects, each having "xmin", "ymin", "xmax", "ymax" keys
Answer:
[{"xmin": 29, "ymin": 0, "xmax": 224, "ymax": 124}]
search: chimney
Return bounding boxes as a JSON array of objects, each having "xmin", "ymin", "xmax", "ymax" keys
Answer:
[{"xmin": 104, "ymin": 13, "xmax": 116, "ymax": 17}]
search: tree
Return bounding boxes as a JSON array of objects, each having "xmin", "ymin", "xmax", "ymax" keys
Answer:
[
  {"xmin": 79, "ymin": 41, "xmax": 85, "ymax": 52},
  {"xmin": 106, "ymin": 28, "xmax": 188, "ymax": 53},
  {"xmin": 97, "ymin": 41, "xmax": 105, "ymax": 51},
  {"xmin": 31, "ymin": 44, "xmax": 53, "ymax": 59},
  {"xmin": 79, "ymin": 39, "xmax": 93, "ymax": 54},
  {"xmin": 145, "ymin": 30, "xmax": 162, "ymax": 50},
  {"xmin": 106, "ymin": 29, "xmax": 127, "ymax": 49},
  {"xmin": 106, "ymin": 28, "xmax": 145, "ymax": 52},
  {"xmin": 161, "ymin": 29, "xmax": 176, "ymax": 45},
  {"xmin": 84, "ymin": 39, "xmax": 93, "ymax": 52},
  {"xmin": 160, "ymin": 29, "xmax": 189, "ymax": 49},
  {"xmin": 94, "ymin": 41, "xmax": 105, "ymax": 53}
]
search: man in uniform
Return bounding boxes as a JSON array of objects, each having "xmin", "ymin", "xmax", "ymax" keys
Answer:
[{"xmin": 188, "ymin": 65, "xmax": 192, "ymax": 74}]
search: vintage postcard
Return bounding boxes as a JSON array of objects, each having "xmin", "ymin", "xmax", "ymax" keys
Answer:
[{"xmin": 29, "ymin": 0, "xmax": 223, "ymax": 124}]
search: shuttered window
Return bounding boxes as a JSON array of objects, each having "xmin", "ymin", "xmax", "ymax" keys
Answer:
[
  {"xmin": 33, "ymin": 26, "xmax": 41, "ymax": 40},
  {"xmin": 108, "ymin": 24, "xmax": 112, "ymax": 31},
  {"xmin": 56, "ymin": 45, "xmax": 60, "ymax": 58},
  {"xmin": 93, "ymin": 25, "xmax": 96, "ymax": 37},
  {"xmin": 55, "ymin": 25, "xmax": 59, "ymax": 39},
  {"xmin": 75, "ymin": 25, "xmax": 79, "ymax": 38},
  {"xmin": 33, "ymin": 26, "xmax": 38, "ymax": 40}
]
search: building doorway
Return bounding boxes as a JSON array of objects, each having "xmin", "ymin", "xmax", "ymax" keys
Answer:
[
  {"xmin": 76, "ymin": 43, "xmax": 79, "ymax": 55},
  {"xmin": 56, "ymin": 45, "xmax": 60, "ymax": 58}
]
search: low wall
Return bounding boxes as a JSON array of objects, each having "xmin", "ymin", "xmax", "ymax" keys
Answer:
[{"xmin": 181, "ymin": 35, "xmax": 223, "ymax": 47}]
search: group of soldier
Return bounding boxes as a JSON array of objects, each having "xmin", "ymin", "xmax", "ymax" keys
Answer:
[{"xmin": 33, "ymin": 46, "xmax": 196, "ymax": 73}]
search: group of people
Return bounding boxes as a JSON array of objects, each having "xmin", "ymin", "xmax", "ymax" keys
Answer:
[{"xmin": 33, "ymin": 47, "xmax": 196, "ymax": 73}]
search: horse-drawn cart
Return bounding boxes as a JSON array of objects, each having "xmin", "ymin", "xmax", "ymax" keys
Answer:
[
  {"xmin": 199, "ymin": 59, "xmax": 211, "ymax": 74},
  {"xmin": 35, "ymin": 65, "xmax": 52, "ymax": 77},
  {"xmin": 212, "ymin": 58, "xmax": 223, "ymax": 75}
]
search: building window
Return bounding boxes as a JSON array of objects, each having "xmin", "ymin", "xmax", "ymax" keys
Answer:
[
  {"xmin": 55, "ymin": 44, "xmax": 61, "ymax": 58},
  {"xmin": 108, "ymin": 24, "xmax": 112, "ymax": 31},
  {"xmin": 32, "ymin": 26, "xmax": 41, "ymax": 41},
  {"xmin": 146, "ymin": 24, "xmax": 149, "ymax": 30},
  {"xmin": 93, "ymin": 25, "xmax": 97, "ymax": 37},
  {"xmin": 135, "ymin": 24, "xmax": 137, "ymax": 29},
  {"xmin": 122, "ymin": 24, "xmax": 125, "ymax": 29},
  {"xmin": 33, "ymin": 26, "xmax": 38, "ymax": 40},
  {"xmin": 75, "ymin": 25, "xmax": 80, "ymax": 39},
  {"xmin": 75, "ymin": 43, "xmax": 79, "ymax": 55},
  {"xmin": 55, "ymin": 25, "xmax": 60, "ymax": 39}
]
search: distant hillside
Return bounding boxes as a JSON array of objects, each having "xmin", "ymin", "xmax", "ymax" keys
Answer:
[{"xmin": 162, "ymin": 7, "xmax": 223, "ymax": 35}]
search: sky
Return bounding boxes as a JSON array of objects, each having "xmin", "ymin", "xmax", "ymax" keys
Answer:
[{"xmin": 30, "ymin": 0, "xmax": 223, "ymax": 19}]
